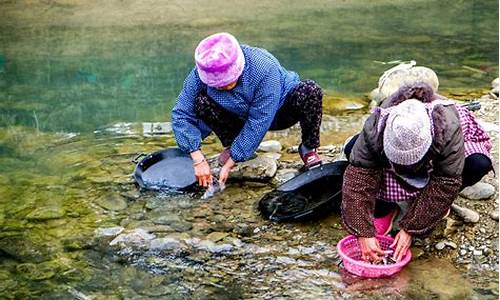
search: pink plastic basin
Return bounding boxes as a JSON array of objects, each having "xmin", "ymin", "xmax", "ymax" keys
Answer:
[{"xmin": 337, "ymin": 235, "xmax": 412, "ymax": 278}]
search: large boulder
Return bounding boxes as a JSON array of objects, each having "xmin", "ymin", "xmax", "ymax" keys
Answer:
[{"xmin": 374, "ymin": 62, "xmax": 439, "ymax": 105}]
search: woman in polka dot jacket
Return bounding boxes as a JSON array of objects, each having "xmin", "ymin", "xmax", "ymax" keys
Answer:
[{"xmin": 172, "ymin": 32, "xmax": 324, "ymax": 188}]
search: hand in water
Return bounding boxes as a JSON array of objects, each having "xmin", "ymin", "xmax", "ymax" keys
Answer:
[
  {"xmin": 358, "ymin": 237, "xmax": 385, "ymax": 262},
  {"xmin": 390, "ymin": 229, "xmax": 412, "ymax": 261},
  {"xmin": 191, "ymin": 151, "xmax": 212, "ymax": 187},
  {"xmin": 219, "ymin": 157, "xmax": 236, "ymax": 185}
]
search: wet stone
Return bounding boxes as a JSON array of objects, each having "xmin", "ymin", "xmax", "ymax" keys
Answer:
[
  {"xmin": 95, "ymin": 226, "xmax": 125, "ymax": 238},
  {"xmin": 149, "ymin": 237, "xmax": 184, "ymax": 251},
  {"xmin": 234, "ymin": 223, "xmax": 254, "ymax": 237},
  {"xmin": 231, "ymin": 156, "xmax": 277, "ymax": 181},
  {"xmin": 26, "ymin": 206, "xmax": 65, "ymax": 221},
  {"xmin": 96, "ymin": 194, "xmax": 128, "ymax": 211},
  {"xmin": 206, "ymin": 232, "xmax": 229, "ymax": 242},
  {"xmin": 274, "ymin": 168, "xmax": 299, "ymax": 184},
  {"xmin": 16, "ymin": 261, "xmax": 62, "ymax": 281},
  {"xmin": 110, "ymin": 228, "xmax": 155, "ymax": 248},
  {"xmin": 459, "ymin": 182, "xmax": 495, "ymax": 200},
  {"xmin": 489, "ymin": 210, "xmax": 499, "ymax": 221},
  {"xmin": 435, "ymin": 242, "xmax": 446, "ymax": 250},
  {"xmin": 151, "ymin": 213, "xmax": 181, "ymax": 225},
  {"xmin": 451, "ymin": 204, "xmax": 480, "ymax": 223}
]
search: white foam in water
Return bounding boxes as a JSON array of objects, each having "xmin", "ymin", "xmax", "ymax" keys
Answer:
[{"xmin": 141, "ymin": 157, "xmax": 195, "ymax": 188}]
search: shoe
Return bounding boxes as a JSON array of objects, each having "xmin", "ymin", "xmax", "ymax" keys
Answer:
[
  {"xmin": 218, "ymin": 148, "xmax": 231, "ymax": 167},
  {"xmin": 299, "ymin": 144, "xmax": 322, "ymax": 169},
  {"xmin": 373, "ymin": 208, "xmax": 399, "ymax": 236}
]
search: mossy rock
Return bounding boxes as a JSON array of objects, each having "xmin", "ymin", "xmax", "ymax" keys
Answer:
[
  {"xmin": 16, "ymin": 262, "xmax": 55, "ymax": 281},
  {"xmin": 95, "ymin": 194, "xmax": 128, "ymax": 211},
  {"xmin": 26, "ymin": 206, "xmax": 65, "ymax": 221},
  {"xmin": 322, "ymin": 94, "xmax": 368, "ymax": 115}
]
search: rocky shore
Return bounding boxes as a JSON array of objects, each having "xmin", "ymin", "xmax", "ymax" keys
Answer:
[{"xmin": 90, "ymin": 79, "xmax": 499, "ymax": 299}]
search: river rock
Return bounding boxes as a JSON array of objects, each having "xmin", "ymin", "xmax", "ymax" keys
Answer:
[
  {"xmin": 16, "ymin": 262, "xmax": 58, "ymax": 281},
  {"xmin": 451, "ymin": 204, "xmax": 480, "ymax": 223},
  {"xmin": 150, "ymin": 237, "xmax": 183, "ymax": 251},
  {"xmin": 377, "ymin": 63, "xmax": 439, "ymax": 104},
  {"xmin": 489, "ymin": 210, "xmax": 499, "ymax": 221},
  {"xmin": 459, "ymin": 182, "xmax": 495, "ymax": 200},
  {"xmin": 95, "ymin": 226, "xmax": 125, "ymax": 238},
  {"xmin": 274, "ymin": 168, "xmax": 299, "ymax": 184},
  {"xmin": 492, "ymin": 78, "xmax": 499, "ymax": 95},
  {"xmin": 26, "ymin": 206, "xmax": 65, "ymax": 220},
  {"xmin": 230, "ymin": 157, "xmax": 277, "ymax": 181},
  {"xmin": 258, "ymin": 140, "xmax": 282, "ymax": 153},
  {"xmin": 261, "ymin": 152, "xmax": 282, "ymax": 161},
  {"xmin": 151, "ymin": 213, "xmax": 181, "ymax": 225},
  {"xmin": 206, "ymin": 232, "xmax": 229, "ymax": 242},
  {"xmin": 96, "ymin": 194, "xmax": 128, "ymax": 211},
  {"xmin": 435, "ymin": 242, "xmax": 446, "ymax": 250},
  {"xmin": 110, "ymin": 229, "xmax": 155, "ymax": 248}
]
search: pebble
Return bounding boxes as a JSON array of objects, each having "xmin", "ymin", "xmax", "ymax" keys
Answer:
[
  {"xmin": 460, "ymin": 249, "xmax": 467, "ymax": 256},
  {"xmin": 473, "ymin": 250, "xmax": 483, "ymax": 256},
  {"xmin": 444, "ymin": 241, "xmax": 457, "ymax": 249},
  {"xmin": 489, "ymin": 210, "xmax": 499, "ymax": 221},
  {"xmin": 258, "ymin": 140, "xmax": 282, "ymax": 153},
  {"xmin": 435, "ymin": 242, "xmax": 446, "ymax": 250},
  {"xmin": 206, "ymin": 232, "xmax": 229, "ymax": 243},
  {"xmin": 492, "ymin": 77, "xmax": 499, "ymax": 94},
  {"xmin": 459, "ymin": 182, "xmax": 496, "ymax": 200},
  {"xmin": 451, "ymin": 204, "xmax": 480, "ymax": 223}
]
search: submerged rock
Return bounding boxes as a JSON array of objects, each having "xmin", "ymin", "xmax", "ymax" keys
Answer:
[
  {"xmin": 16, "ymin": 260, "xmax": 64, "ymax": 281},
  {"xmin": 110, "ymin": 229, "xmax": 155, "ymax": 248},
  {"xmin": 489, "ymin": 210, "xmax": 499, "ymax": 221},
  {"xmin": 459, "ymin": 182, "xmax": 495, "ymax": 200},
  {"xmin": 96, "ymin": 194, "xmax": 128, "ymax": 211},
  {"xmin": 26, "ymin": 206, "xmax": 65, "ymax": 221},
  {"xmin": 95, "ymin": 226, "xmax": 125, "ymax": 238},
  {"xmin": 258, "ymin": 140, "xmax": 282, "ymax": 153},
  {"xmin": 230, "ymin": 156, "xmax": 277, "ymax": 181},
  {"xmin": 149, "ymin": 237, "xmax": 184, "ymax": 251},
  {"xmin": 451, "ymin": 204, "xmax": 480, "ymax": 223},
  {"xmin": 274, "ymin": 168, "xmax": 299, "ymax": 184}
]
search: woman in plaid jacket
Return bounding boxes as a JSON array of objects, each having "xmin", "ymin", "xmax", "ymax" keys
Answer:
[{"xmin": 341, "ymin": 82, "xmax": 493, "ymax": 263}]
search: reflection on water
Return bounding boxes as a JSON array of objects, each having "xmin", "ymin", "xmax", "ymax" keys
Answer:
[
  {"xmin": 0, "ymin": 0, "xmax": 498, "ymax": 132},
  {"xmin": 0, "ymin": 0, "xmax": 498, "ymax": 299}
]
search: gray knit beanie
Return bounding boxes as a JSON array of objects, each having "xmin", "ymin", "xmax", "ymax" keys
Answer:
[{"xmin": 383, "ymin": 99, "xmax": 432, "ymax": 165}]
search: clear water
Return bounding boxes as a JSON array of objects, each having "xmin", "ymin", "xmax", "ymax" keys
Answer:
[
  {"xmin": 0, "ymin": 0, "xmax": 498, "ymax": 299},
  {"xmin": 0, "ymin": 0, "xmax": 497, "ymax": 133}
]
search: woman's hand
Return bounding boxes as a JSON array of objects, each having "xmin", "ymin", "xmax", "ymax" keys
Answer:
[
  {"xmin": 390, "ymin": 229, "xmax": 412, "ymax": 261},
  {"xmin": 219, "ymin": 157, "xmax": 236, "ymax": 185},
  {"xmin": 358, "ymin": 237, "xmax": 385, "ymax": 262},
  {"xmin": 191, "ymin": 150, "xmax": 212, "ymax": 187}
]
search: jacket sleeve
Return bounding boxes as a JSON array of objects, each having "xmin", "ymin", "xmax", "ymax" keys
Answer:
[
  {"xmin": 341, "ymin": 112, "xmax": 384, "ymax": 237},
  {"xmin": 398, "ymin": 105, "xmax": 465, "ymax": 235},
  {"xmin": 341, "ymin": 165, "xmax": 382, "ymax": 237},
  {"xmin": 229, "ymin": 67, "xmax": 281, "ymax": 162},
  {"xmin": 171, "ymin": 68, "xmax": 212, "ymax": 154}
]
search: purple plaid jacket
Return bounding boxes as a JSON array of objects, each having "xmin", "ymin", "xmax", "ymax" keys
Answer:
[{"xmin": 378, "ymin": 102, "xmax": 492, "ymax": 202}]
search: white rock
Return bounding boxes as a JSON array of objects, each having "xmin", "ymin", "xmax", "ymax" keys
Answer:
[
  {"xmin": 473, "ymin": 250, "xmax": 483, "ymax": 256},
  {"xmin": 95, "ymin": 226, "xmax": 124, "ymax": 238},
  {"xmin": 276, "ymin": 256, "xmax": 297, "ymax": 265},
  {"xmin": 460, "ymin": 182, "xmax": 496, "ymax": 200},
  {"xmin": 435, "ymin": 241, "xmax": 446, "ymax": 250},
  {"xmin": 451, "ymin": 204, "xmax": 480, "ymax": 223},
  {"xmin": 492, "ymin": 78, "xmax": 499, "ymax": 94},
  {"xmin": 489, "ymin": 210, "xmax": 499, "ymax": 221},
  {"xmin": 258, "ymin": 140, "xmax": 282, "ymax": 153}
]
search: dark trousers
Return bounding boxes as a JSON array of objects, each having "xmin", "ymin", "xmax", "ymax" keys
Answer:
[
  {"xmin": 194, "ymin": 80, "xmax": 323, "ymax": 149},
  {"xmin": 343, "ymin": 134, "xmax": 493, "ymax": 189}
]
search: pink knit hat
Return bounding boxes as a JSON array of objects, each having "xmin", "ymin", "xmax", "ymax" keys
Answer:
[
  {"xmin": 383, "ymin": 99, "xmax": 432, "ymax": 165},
  {"xmin": 195, "ymin": 32, "xmax": 245, "ymax": 88}
]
